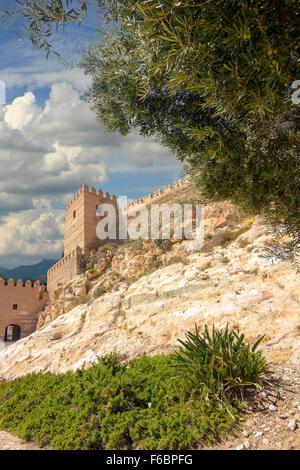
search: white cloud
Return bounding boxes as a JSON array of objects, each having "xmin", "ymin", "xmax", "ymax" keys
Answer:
[
  {"xmin": 0, "ymin": 82, "xmax": 178, "ymax": 205},
  {"xmin": 4, "ymin": 91, "xmax": 40, "ymax": 130},
  {"xmin": 0, "ymin": 83, "xmax": 109, "ymax": 201},
  {"xmin": 42, "ymin": 143, "xmax": 82, "ymax": 174},
  {"xmin": 0, "ymin": 199, "xmax": 64, "ymax": 259},
  {"xmin": 0, "ymin": 82, "xmax": 181, "ymax": 266},
  {"xmin": 1, "ymin": 68, "xmax": 91, "ymax": 93}
]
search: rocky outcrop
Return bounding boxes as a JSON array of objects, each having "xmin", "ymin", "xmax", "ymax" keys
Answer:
[{"xmin": 0, "ymin": 212, "xmax": 299, "ymax": 379}]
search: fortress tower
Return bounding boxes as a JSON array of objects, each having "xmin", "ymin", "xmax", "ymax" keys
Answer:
[
  {"xmin": 64, "ymin": 185, "xmax": 118, "ymax": 256},
  {"xmin": 48, "ymin": 178, "xmax": 189, "ymax": 298}
]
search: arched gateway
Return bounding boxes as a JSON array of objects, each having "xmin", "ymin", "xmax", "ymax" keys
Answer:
[{"xmin": 4, "ymin": 324, "xmax": 21, "ymax": 341}]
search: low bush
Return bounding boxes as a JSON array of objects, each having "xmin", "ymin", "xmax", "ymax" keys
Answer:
[
  {"xmin": 201, "ymin": 261, "xmax": 212, "ymax": 271},
  {"xmin": 154, "ymin": 239, "xmax": 170, "ymax": 251},
  {"xmin": 0, "ymin": 353, "xmax": 240, "ymax": 450},
  {"xmin": 220, "ymin": 230, "xmax": 241, "ymax": 247},
  {"xmin": 237, "ymin": 237, "xmax": 249, "ymax": 248},
  {"xmin": 101, "ymin": 243, "xmax": 118, "ymax": 251},
  {"xmin": 0, "ymin": 325, "xmax": 269, "ymax": 450}
]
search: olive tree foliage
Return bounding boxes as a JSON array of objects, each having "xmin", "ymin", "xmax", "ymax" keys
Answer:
[
  {"xmin": 81, "ymin": 2, "xmax": 299, "ymax": 241},
  {"xmin": 0, "ymin": 0, "xmax": 91, "ymax": 56}
]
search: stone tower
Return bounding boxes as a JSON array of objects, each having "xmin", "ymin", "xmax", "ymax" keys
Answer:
[{"xmin": 64, "ymin": 185, "xmax": 118, "ymax": 256}]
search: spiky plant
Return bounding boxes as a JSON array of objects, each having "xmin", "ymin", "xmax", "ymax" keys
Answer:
[{"xmin": 173, "ymin": 324, "xmax": 270, "ymax": 400}]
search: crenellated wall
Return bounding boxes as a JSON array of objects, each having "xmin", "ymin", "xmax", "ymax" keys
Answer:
[
  {"xmin": 47, "ymin": 247, "xmax": 83, "ymax": 299},
  {"xmin": 47, "ymin": 177, "xmax": 191, "ymax": 297},
  {"xmin": 0, "ymin": 279, "xmax": 48, "ymax": 341},
  {"xmin": 127, "ymin": 176, "xmax": 190, "ymax": 209}
]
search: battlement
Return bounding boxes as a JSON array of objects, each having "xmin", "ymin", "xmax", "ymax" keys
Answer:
[
  {"xmin": 127, "ymin": 176, "xmax": 190, "ymax": 209},
  {"xmin": 0, "ymin": 278, "xmax": 48, "ymax": 300},
  {"xmin": 66, "ymin": 185, "xmax": 117, "ymax": 210},
  {"xmin": 64, "ymin": 185, "xmax": 118, "ymax": 257},
  {"xmin": 47, "ymin": 246, "xmax": 87, "ymax": 299},
  {"xmin": 0, "ymin": 278, "xmax": 49, "ymax": 341},
  {"xmin": 48, "ymin": 247, "xmax": 82, "ymax": 277},
  {"xmin": 0, "ymin": 277, "xmax": 44, "ymax": 290}
]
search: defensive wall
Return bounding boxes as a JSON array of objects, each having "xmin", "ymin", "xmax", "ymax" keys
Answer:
[
  {"xmin": 47, "ymin": 176, "xmax": 191, "ymax": 297},
  {"xmin": 0, "ymin": 279, "xmax": 48, "ymax": 341},
  {"xmin": 127, "ymin": 176, "xmax": 190, "ymax": 209}
]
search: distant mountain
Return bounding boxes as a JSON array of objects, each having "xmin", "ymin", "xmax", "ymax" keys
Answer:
[{"xmin": 0, "ymin": 259, "xmax": 58, "ymax": 283}]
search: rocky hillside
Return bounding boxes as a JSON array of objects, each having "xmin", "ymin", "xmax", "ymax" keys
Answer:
[{"xmin": 0, "ymin": 190, "xmax": 299, "ymax": 379}]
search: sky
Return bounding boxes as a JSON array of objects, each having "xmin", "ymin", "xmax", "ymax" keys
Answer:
[{"xmin": 0, "ymin": 6, "xmax": 183, "ymax": 268}]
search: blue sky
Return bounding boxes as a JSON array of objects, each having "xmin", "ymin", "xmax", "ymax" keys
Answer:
[{"xmin": 0, "ymin": 6, "xmax": 183, "ymax": 268}]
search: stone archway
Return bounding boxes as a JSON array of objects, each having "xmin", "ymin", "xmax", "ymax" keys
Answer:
[{"xmin": 4, "ymin": 324, "xmax": 21, "ymax": 341}]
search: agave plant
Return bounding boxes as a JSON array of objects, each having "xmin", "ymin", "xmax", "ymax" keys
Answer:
[{"xmin": 173, "ymin": 324, "xmax": 270, "ymax": 400}]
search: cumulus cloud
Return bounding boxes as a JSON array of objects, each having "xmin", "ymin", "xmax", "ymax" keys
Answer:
[
  {"xmin": 4, "ymin": 91, "xmax": 40, "ymax": 130},
  {"xmin": 0, "ymin": 82, "xmax": 178, "ymax": 205},
  {"xmin": 0, "ymin": 83, "xmax": 109, "ymax": 201},
  {"xmin": 0, "ymin": 82, "xmax": 180, "ymax": 266},
  {"xmin": 0, "ymin": 199, "xmax": 64, "ymax": 260}
]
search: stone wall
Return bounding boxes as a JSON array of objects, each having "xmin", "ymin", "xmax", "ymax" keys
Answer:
[
  {"xmin": 127, "ymin": 176, "xmax": 190, "ymax": 209},
  {"xmin": 0, "ymin": 279, "xmax": 48, "ymax": 341},
  {"xmin": 47, "ymin": 247, "xmax": 83, "ymax": 300}
]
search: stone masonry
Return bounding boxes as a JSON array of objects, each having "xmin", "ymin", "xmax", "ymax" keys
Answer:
[
  {"xmin": 64, "ymin": 185, "xmax": 118, "ymax": 256},
  {"xmin": 47, "ymin": 185, "xmax": 118, "ymax": 299},
  {"xmin": 47, "ymin": 178, "xmax": 190, "ymax": 299},
  {"xmin": 0, "ymin": 279, "xmax": 48, "ymax": 341}
]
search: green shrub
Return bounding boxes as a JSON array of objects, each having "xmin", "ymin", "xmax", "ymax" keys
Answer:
[
  {"xmin": 150, "ymin": 254, "xmax": 163, "ymax": 269},
  {"xmin": 173, "ymin": 324, "xmax": 270, "ymax": 400},
  {"xmin": 0, "ymin": 352, "xmax": 240, "ymax": 450},
  {"xmin": 94, "ymin": 284, "xmax": 111, "ymax": 298},
  {"xmin": 0, "ymin": 326, "xmax": 269, "ymax": 449},
  {"xmin": 201, "ymin": 261, "xmax": 212, "ymax": 271},
  {"xmin": 220, "ymin": 230, "xmax": 241, "ymax": 247}
]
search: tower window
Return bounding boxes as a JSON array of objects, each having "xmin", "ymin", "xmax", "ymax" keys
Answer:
[
  {"xmin": 13, "ymin": 304, "xmax": 18, "ymax": 310},
  {"xmin": 73, "ymin": 210, "xmax": 76, "ymax": 219}
]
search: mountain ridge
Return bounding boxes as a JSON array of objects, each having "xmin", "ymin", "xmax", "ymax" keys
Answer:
[{"xmin": 0, "ymin": 259, "xmax": 58, "ymax": 282}]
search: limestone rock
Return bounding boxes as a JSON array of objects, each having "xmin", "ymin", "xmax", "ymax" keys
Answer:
[{"xmin": 0, "ymin": 208, "xmax": 299, "ymax": 380}]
